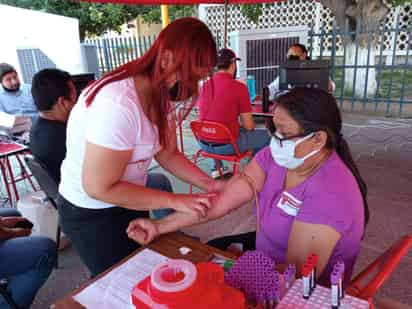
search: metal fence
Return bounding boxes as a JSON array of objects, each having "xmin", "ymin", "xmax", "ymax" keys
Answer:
[
  {"xmin": 85, "ymin": 35, "xmax": 157, "ymax": 75},
  {"xmin": 86, "ymin": 15, "xmax": 412, "ymax": 117},
  {"xmin": 308, "ymin": 16, "xmax": 412, "ymax": 117}
]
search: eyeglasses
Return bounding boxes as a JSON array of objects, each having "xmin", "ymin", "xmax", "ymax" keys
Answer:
[
  {"xmin": 268, "ymin": 122, "xmax": 312, "ymax": 146},
  {"xmin": 271, "ymin": 131, "xmax": 310, "ymax": 147}
]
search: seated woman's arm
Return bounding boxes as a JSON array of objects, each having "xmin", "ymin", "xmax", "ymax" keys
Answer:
[
  {"xmin": 127, "ymin": 159, "xmax": 266, "ymax": 245},
  {"xmin": 285, "ymin": 221, "xmax": 341, "ymax": 279}
]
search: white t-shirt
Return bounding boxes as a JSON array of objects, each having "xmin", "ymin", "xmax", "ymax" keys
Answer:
[{"xmin": 59, "ymin": 78, "xmax": 161, "ymax": 209}]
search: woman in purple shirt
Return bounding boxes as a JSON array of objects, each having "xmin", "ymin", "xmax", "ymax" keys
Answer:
[{"xmin": 127, "ymin": 88, "xmax": 368, "ymax": 287}]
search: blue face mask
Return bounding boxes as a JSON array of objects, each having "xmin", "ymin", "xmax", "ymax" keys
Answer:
[{"xmin": 270, "ymin": 132, "xmax": 320, "ymax": 169}]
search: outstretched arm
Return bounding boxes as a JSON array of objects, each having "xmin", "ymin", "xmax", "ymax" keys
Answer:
[{"xmin": 128, "ymin": 159, "xmax": 266, "ymax": 244}]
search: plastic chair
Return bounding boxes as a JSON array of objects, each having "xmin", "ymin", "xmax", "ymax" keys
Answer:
[
  {"xmin": 0, "ymin": 142, "xmax": 36, "ymax": 206},
  {"xmin": 190, "ymin": 120, "xmax": 253, "ymax": 193},
  {"xmin": 347, "ymin": 234, "xmax": 412, "ymax": 307},
  {"xmin": 23, "ymin": 155, "xmax": 61, "ymax": 268}
]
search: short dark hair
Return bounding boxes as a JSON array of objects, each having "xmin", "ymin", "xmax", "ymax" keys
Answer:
[
  {"xmin": 289, "ymin": 43, "xmax": 310, "ymax": 60},
  {"xmin": 31, "ymin": 69, "xmax": 72, "ymax": 111},
  {"xmin": 216, "ymin": 48, "xmax": 240, "ymax": 70},
  {"xmin": 0, "ymin": 63, "xmax": 17, "ymax": 82},
  {"xmin": 290, "ymin": 43, "xmax": 308, "ymax": 55}
]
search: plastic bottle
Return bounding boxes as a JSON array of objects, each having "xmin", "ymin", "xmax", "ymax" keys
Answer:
[{"xmin": 246, "ymin": 75, "xmax": 257, "ymax": 102}]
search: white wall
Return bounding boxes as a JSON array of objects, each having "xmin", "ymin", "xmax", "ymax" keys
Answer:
[{"xmin": 0, "ymin": 4, "xmax": 83, "ymax": 79}]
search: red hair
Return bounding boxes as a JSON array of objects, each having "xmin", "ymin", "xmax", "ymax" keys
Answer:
[{"xmin": 83, "ymin": 17, "xmax": 217, "ymax": 146}]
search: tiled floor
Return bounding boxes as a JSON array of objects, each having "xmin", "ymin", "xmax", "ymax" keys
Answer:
[{"xmin": 6, "ymin": 112, "xmax": 411, "ymax": 308}]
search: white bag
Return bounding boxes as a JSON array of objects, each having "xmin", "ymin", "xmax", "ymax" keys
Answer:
[{"xmin": 17, "ymin": 191, "xmax": 59, "ymax": 241}]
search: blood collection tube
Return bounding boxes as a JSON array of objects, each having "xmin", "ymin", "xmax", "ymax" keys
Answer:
[
  {"xmin": 302, "ymin": 264, "xmax": 311, "ymax": 299},
  {"xmin": 330, "ymin": 270, "xmax": 340, "ymax": 309}
]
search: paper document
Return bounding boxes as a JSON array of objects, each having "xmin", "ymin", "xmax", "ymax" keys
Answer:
[
  {"xmin": 0, "ymin": 111, "xmax": 31, "ymax": 134},
  {"xmin": 74, "ymin": 249, "xmax": 168, "ymax": 308}
]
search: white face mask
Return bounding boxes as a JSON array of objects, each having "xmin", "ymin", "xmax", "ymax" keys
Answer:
[{"xmin": 270, "ymin": 132, "xmax": 320, "ymax": 169}]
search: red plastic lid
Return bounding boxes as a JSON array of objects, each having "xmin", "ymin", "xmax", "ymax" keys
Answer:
[{"xmin": 301, "ymin": 264, "xmax": 311, "ymax": 277}]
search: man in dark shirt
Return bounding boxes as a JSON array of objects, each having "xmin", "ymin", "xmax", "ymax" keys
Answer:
[{"xmin": 30, "ymin": 69, "xmax": 77, "ymax": 184}]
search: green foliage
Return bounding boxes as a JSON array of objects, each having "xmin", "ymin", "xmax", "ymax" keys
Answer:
[
  {"xmin": 391, "ymin": 0, "xmax": 412, "ymax": 5},
  {"xmin": 239, "ymin": 1, "xmax": 412, "ymax": 25},
  {"xmin": 141, "ymin": 5, "xmax": 195, "ymax": 25},
  {"xmin": 239, "ymin": 4, "xmax": 264, "ymax": 24},
  {"xmin": 0, "ymin": 0, "xmax": 151, "ymax": 40}
]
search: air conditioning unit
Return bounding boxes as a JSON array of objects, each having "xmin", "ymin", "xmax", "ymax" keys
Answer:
[
  {"xmin": 16, "ymin": 47, "xmax": 56, "ymax": 84},
  {"xmin": 80, "ymin": 43, "xmax": 100, "ymax": 79},
  {"xmin": 229, "ymin": 26, "xmax": 309, "ymax": 94}
]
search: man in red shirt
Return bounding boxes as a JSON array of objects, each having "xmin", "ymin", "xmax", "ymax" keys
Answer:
[{"xmin": 197, "ymin": 48, "xmax": 270, "ymax": 177}]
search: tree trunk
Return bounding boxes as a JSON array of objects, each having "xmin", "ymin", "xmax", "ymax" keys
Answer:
[
  {"xmin": 345, "ymin": 42, "xmax": 377, "ymax": 97},
  {"xmin": 320, "ymin": 0, "xmax": 389, "ymax": 98}
]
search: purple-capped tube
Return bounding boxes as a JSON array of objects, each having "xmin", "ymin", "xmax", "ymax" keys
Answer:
[
  {"xmin": 284, "ymin": 264, "xmax": 296, "ymax": 289},
  {"xmin": 289, "ymin": 264, "xmax": 296, "ymax": 285},
  {"xmin": 284, "ymin": 268, "xmax": 291, "ymax": 290},
  {"xmin": 333, "ymin": 261, "xmax": 345, "ymax": 300},
  {"xmin": 330, "ymin": 270, "xmax": 340, "ymax": 309},
  {"xmin": 337, "ymin": 261, "xmax": 345, "ymax": 299}
]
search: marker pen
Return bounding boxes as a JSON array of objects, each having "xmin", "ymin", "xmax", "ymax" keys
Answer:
[{"xmin": 309, "ymin": 254, "xmax": 318, "ymax": 289}]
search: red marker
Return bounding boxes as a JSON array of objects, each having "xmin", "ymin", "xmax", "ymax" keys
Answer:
[{"xmin": 308, "ymin": 254, "xmax": 318, "ymax": 289}]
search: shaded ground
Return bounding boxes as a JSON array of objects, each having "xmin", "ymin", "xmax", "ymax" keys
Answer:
[{"xmin": 8, "ymin": 112, "xmax": 410, "ymax": 308}]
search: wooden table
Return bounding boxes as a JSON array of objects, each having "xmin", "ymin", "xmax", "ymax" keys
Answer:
[{"xmin": 53, "ymin": 232, "xmax": 236, "ymax": 309}]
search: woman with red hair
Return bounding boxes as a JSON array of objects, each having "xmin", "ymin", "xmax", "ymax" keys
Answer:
[{"xmin": 57, "ymin": 18, "xmax": 219, "ymax": 276}]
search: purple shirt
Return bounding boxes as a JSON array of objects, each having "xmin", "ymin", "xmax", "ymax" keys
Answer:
[{"xmin": 254, "ymin": 147, "xmax": 364, "ymax": 287}]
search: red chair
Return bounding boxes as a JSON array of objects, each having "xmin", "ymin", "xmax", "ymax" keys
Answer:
[
  {"xmin": 0, "ymin": 142, "xmax": 36, "ymax": 206},
  {"xmin": 347, "ymin": 234, "xmax": 412, "ymax": 307},
  {"xmin": 190, "ymin": 120, "xmax": 253, "ymax": 192}
]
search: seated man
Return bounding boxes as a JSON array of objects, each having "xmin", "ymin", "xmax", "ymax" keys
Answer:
[
  {"xmin": 197, "ymin": 48, "xmax": 270, "ymax": 178},
  {"xmin": 0, "ymin": 63, "xmax": 38, "ymax": 117},
  {"xmin": 268, "ymin": 44, "xmax": 335, "ymax": 101},
  {"xmin": 30, "ymin": 68, "xmax": 77, "ymax": 184},
  {"xmin": 0, "ymin": 208, "xmax": 56, "ymax": 308}
]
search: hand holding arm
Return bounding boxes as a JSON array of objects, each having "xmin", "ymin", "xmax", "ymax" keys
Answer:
[{"xmin": 128, "ymin": 159, "xmax": 266, "ymax": 245}]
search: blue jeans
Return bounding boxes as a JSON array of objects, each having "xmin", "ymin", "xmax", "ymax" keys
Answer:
[
  {"xmin": 146, "ymin": 173, "xmax": 174, "ymax": 219},
  {"xmin": 199, "ymin": 128, "xmax": 270, "ymax": 170},
  {"xmin": 0, "ymin": 209, "xmax": 57, "ymax": 309}
]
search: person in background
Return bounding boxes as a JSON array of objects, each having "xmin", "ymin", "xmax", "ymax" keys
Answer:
[
  {"xmin": 127, "ymin": 88, "xmax": 368, "ymax": 289},
  {"xmin": 197, "ymin": 48, "xmax": 270, "ymax": 178},
  {"xmin": 268, "ymin": 44, "xmax": 335, "ymax": 101},
  {"xmin": 0, "ymin": 208, "xmax": 56, "ymax": 308},
  {"xmin": 0, "ymin": 63, "xmax": 38, "ymax": 117},
  {"xmin": 30, "ymin": 68, "xmax": 77, "ymax": 184},
  {"xmin": 57, "ymin": 18, "xmax": 222, "ymax": 277}
]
